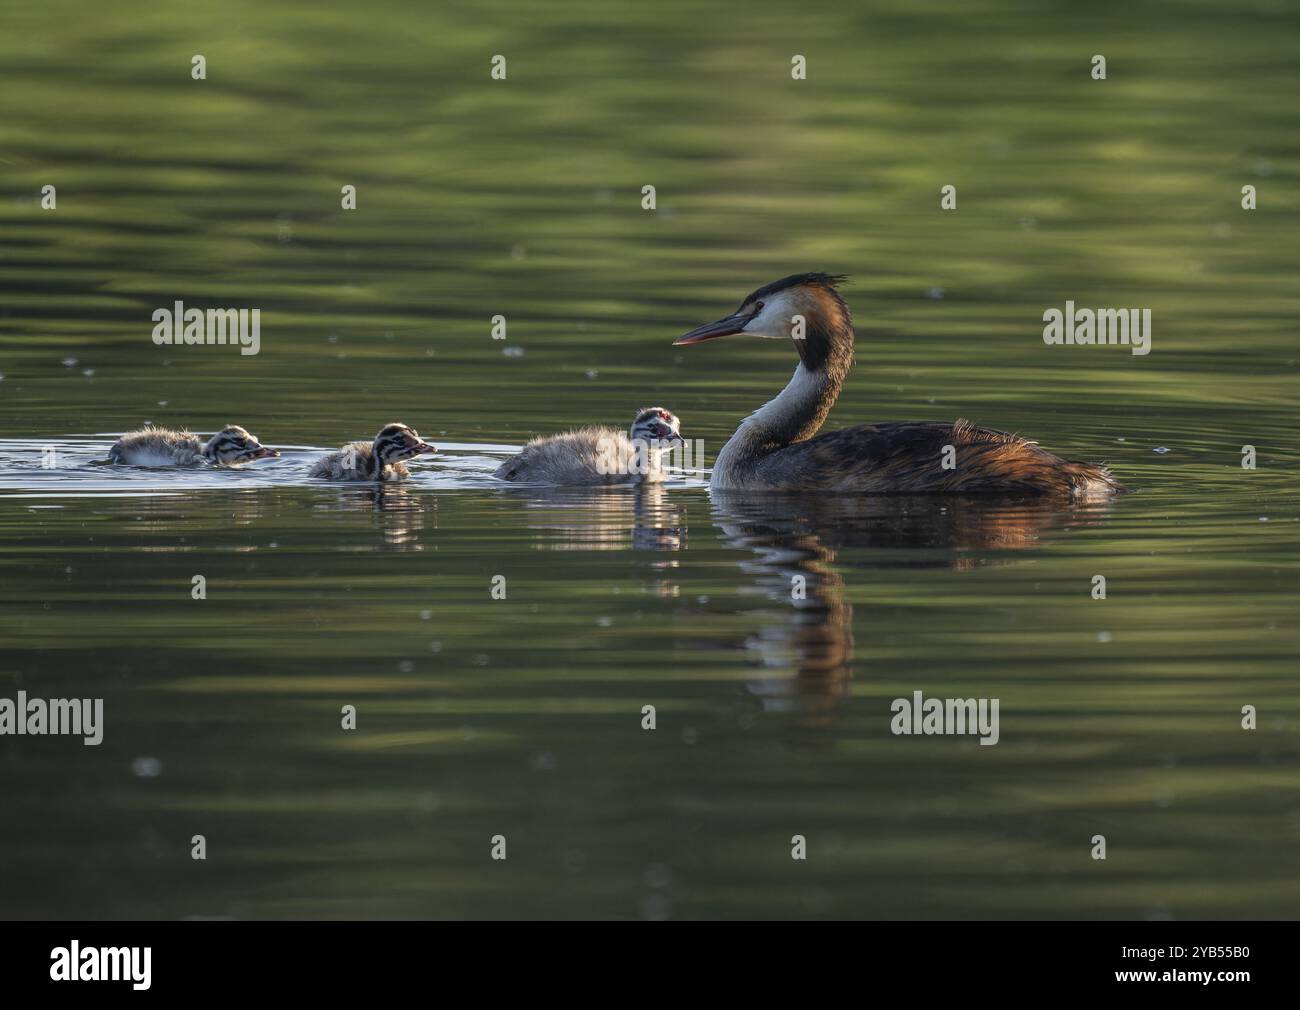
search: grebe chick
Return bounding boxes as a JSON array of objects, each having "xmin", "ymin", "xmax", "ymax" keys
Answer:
[
  {"xmin": 675, "ymin": 273, "xmax": 1123, "ymax": 497},
  {"xmin": 494, "ymin": 407, "xmax": 684, "ymax": 485},
  {"xmin": 109, "ymin": 424, "xmax": 278, "ymax": 467},
  {"xmin": 309, "ymin": 423, "xmax": 437, "ymax": 482}
]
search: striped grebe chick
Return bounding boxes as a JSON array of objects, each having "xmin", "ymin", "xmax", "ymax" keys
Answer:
[
  {"xmin": 109, "ymin": 424, "xmax": 278, "ymax": 467},
  {"xmin": 309, "ymin": 423, "xmax": 437, "ymax": 482},
  {"xmin": 674, "ymin": 273, "xmax": 1123, "ymax": 497},
  {"xmin": 494, "ymin": 407, "xmax": 684, "ymax": 485}
]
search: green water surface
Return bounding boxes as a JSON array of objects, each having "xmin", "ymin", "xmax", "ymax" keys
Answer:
[{"xmin": 0, "ymin": 0, "xmax": 1297, "ymax": 919}]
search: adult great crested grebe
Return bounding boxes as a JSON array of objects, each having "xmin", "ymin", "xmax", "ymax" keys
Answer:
[
  {"xmin": 109, "ymin": 424, "xmax": 279, "ymax": 467},
  {"xmin": 310, "ymin": 423, "xmax": 437, "ymax": 482},
  {"xmin": 674, "ymin": 273, "xmax": 1123, "ymax": 496},
  {"xmin": 494, "ymin": 407, "xmax": 684, "ymax": 485}
]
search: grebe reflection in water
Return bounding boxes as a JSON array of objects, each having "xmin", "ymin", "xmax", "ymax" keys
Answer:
[{"xmin": 709, "ymin": 493, "xmax": 1116, "ymax": 716}]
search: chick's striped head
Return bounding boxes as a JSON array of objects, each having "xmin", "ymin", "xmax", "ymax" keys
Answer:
[
  {"xmin": 630, "ymin": 407, "xmax": 684, "ymax": 448},
  {"xmin": 205, "ymin": 424, "xmax": 278, "ymax": 464},
  {"xmin": 373, "ymin": 422, "xmax": 437, "ymax": 465}
]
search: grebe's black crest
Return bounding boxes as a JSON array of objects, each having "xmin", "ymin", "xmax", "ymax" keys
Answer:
[{"xmin": 741, "ymin": 272, "xmax": 848, "ymax": 306}]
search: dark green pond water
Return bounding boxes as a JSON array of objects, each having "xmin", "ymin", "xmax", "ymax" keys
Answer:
[{"xmin": 1, "ymin": 1, "xmax": 1297, "ymax": 919}]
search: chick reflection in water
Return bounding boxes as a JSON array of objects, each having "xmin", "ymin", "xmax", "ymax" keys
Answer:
[
  {"xmin": 311, "ymin": 485, "xmax": 431, "ymax": 550},
  {"xmin": 712, "ymin": 494, "xmax": 1115, "ymax": 715},
  {"xmin": 496, "ymin": 484, "xmax": 687, "ymax": 557}
]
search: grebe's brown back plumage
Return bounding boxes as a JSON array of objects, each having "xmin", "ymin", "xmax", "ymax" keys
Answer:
[{"xmin": 674, "ymin": 273, "xmax": 1122, "ymax": 497}]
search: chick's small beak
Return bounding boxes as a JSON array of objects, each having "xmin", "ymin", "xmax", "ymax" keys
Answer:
[
  {"xmin": 654, "ymin": 424, "xmax": 685, "ymax": 447},
  {"xmin": 411, "ymin": 440, "xmax": 437, "ymax": 455},
  {"xmin": 251, "ymin": 446, "xmax": 279, "ymax": 459},
  {"xmin": 673, "ymin": 311, "xmax": 752, "ymax": 345}
]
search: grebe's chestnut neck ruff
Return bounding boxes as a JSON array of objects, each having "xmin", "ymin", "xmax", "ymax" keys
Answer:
[
  {"xmin": 494, "ymin": 407, "xmax": 684, "ymax": 485},
  {"xmin": 675, "ymin": 273, "xmax": 1122, "ymax": 496},
  {"xmin": 309, "ymin": 422, "xmax": 437, "ymax": 482}
]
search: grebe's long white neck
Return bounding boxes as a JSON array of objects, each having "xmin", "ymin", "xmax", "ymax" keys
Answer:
[
  {"xmin": 711, "ymin": 363, "xmax": 845, "ymax": 489},
  {"xmin": 674, "ymin": 275, "xmax": 854, "ymax": 490}
]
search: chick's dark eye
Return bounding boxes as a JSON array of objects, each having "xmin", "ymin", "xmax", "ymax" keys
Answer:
[{"xmin": 755, "ymin": 301, "xmax": 764, "ymax": 311}]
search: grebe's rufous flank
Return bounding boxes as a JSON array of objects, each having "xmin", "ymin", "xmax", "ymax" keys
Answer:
[
  {"xmin": 674, "ymin": 273, "xmax": 1123, "ymax": 497},
  {"xmin": 494, "ymin": 407, "xmax": 684, "ymax": 485},
  {"xmin": 310, "ymin": 423, "xmax": 437, "ymax": 482},
  {"xmin": 109, "ymin": 424, "xmax": 279, "ymax": 467}
]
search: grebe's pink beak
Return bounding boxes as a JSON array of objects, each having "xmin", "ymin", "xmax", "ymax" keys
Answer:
[
  {"xmin": 411, "ymin": 440, "xmax": 437, "ymax": 455},
  {"xmin": 251, "ymin": 446, "xmax": 279, "ymax": 459},
  {"xmin": 673, "ymin": 310, "xmax": 752, "ymax": 345}
]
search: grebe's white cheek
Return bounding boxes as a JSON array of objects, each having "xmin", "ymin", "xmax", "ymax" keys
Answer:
[{"xmin": 743, "ymin": 292, "xmax": 800, "ymax": 340}]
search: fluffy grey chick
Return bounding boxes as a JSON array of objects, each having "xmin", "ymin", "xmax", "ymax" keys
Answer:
[{"xmin": 494, "ymin": 407, "xmax": 684, "ymax": 485}]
